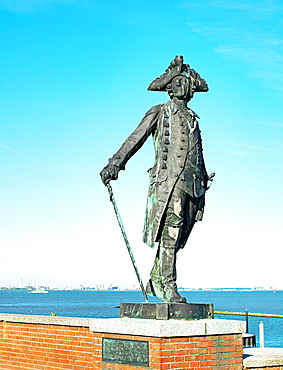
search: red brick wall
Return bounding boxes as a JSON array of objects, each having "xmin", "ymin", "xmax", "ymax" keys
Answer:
[
  {"xmin": 244, "ymin": 368, "xmax": 283, "ymax": 370},
  {"xmin": 0, "ymin": 321, "xmax": 95, "ymax": 370},
  {"xmin": 98, "ymin": 333, "xmax": 243, "ymax": 370},
  {"xmin": 0, "ymin": 320, "xmax": 243, "ymax": 370}
]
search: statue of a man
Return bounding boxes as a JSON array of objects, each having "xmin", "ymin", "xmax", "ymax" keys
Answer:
[{"xmin": 100, "ymin": 56, "xmax": 213, "ymax": 303}]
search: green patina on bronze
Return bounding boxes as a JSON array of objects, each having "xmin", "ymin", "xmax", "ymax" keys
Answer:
[
  {"xmin": 100, "ymin": 56, "xmax": 214, "ymax": 303},
  {"xmin": 120, "ymin": 302, "xmax": 214, "ymax": 320},
  {"xmin": 102, "ymin": 338, "xmax": 149, "ymax": 367}
]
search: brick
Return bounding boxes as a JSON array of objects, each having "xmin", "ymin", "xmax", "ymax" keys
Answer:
[
  {"xmin": 149, "ymin": 363, "xmax": 162, "ymax": 370},
  {"xmin": 189, "ymin": 347, "xmax": 209, "ymax": 355},
  {"xmin": 0, "ymin": 320, "xmax": 245, "ymax": 370},
  {"xmin": 149, "ymin": 356, "xmax": 163, "ymax": 364},
  {"xmin": 159, "ymin": 363, "xmax": 171, "ymax": 370},
  {"xmin": 149, "ymin": 337, "xmax": 163, "ymax": 343},
  {"xmin": 197, "ymin": 339, "xmax": 213, "ymax": 348}
]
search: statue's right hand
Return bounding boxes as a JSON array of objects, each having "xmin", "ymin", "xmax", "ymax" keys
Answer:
[{"xmin": 100, "ymin": 164, "xmax": 119, "ymax": 185}]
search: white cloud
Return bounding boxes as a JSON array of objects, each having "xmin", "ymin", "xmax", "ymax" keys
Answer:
[
  {"xmin": 215, "ymin": 44, "xmax": 283, "ymax": 65},
  {"xmin": 210, "ymin": 0, "xmax": 255, "ymax": 10},
  {"xmin": 220, "ymin": 141, "xmax": 270, "ymax": 151},
  {"xmin": 183, "ymin": 0, "xmax": 283, "ymax": 14},
  {"xmin": 256, "ymin": 121, "xmax": 283, "ymax": 127},
  {"xmin": 0, "ymin": 143, "xmax": 29, "ymax": 158},
  {"xmin": 184, "ymin": 0, "xmax": 283, "ymax": 90},
  {"xmin": 0, "ymin": 143, "xmax": 95, "ymax": 170},
  {"xmin": 213, "ymin": 139, "xmax": 283, "ymax": 156},
  {"xmin": 210, "ymin": 0, "xmax": 283, "ymax": 15}
]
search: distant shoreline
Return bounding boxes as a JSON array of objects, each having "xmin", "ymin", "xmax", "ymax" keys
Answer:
[{"xmin": 1, "ymin": 287, "xmax": 282, "ymax": 292}]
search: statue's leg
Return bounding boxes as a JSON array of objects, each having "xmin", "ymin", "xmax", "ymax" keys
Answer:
[
  {"xmin": 146, "ymin": 188, "xmax": 202, "ymax": 302},
  {"xmin": 151, "ymin": 187, "xmax": 188, "ymax": 303},
  {"xmin": 158, "ymin": 237, "xmax": 186, "ymax": 303},
  {"xmin": 161, "ymin": 194, "xmax": 204, "ymax": 303},
  {"xmin": 146, "ymin": 248, "xmax": 164, "ymax": 299}
]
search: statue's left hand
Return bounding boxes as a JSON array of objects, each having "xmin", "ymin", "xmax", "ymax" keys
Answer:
[{"xmin": 100, "ymin": 164, "xmax": 119, "ymax": 185}]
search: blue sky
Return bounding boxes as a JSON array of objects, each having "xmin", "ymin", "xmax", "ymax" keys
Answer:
[{"xmin": 1, "ymin": 0, "xmax": 283, "ymax": 290}]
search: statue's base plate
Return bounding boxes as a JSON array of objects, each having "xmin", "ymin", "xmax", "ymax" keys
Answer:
[{"xmin": 120, "ymin": 302, "xmax": 214, "ymax": 320}]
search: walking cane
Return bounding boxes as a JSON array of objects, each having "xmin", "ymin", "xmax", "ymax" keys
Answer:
[{"xmin": 106, "ymin": 183, "xmax": 148, "ymax": 303}]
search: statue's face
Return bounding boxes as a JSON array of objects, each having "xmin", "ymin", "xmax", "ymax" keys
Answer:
[{"xmin": 171, "ymin": 75, "xmax": 190, "ymax": 99}]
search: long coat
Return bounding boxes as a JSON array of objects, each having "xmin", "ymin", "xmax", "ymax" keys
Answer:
[{"xmin": 108, "ymin": 99, "xmax": 208, "ymax": 248}]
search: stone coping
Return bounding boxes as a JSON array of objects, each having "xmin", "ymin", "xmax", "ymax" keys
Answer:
[
  {"xmin": 244, "ymin": 347, "xmax": 283, "ymax": 368},
  {"xmin": 0, "ymin": 313, "xmax": 91, "ymax": 327},
  {"xmin": 89, "ymin": 318, "xmax": 246, "ymax": 337},
  {"xmin": 0, "ymin": 313, "xmax": 246, "ymax": 338}
]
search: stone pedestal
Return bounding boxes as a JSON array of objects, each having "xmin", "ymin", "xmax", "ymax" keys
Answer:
[
  {"xmin": 0, "ymin": 313, "xmax": 246, "ymax": 370},
  {"xmin": 90, "ymin": 318, "xmax": 246, "ymax": 369}
]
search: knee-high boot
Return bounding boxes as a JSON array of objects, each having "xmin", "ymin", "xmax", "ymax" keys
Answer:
[
  {"xmin": 146, "ymin": 243, "xmax": 186, "ymax": 303},
  {"xmin": 158, "ymin": 245, "xmax": 186, "ymax": 303},
  {"xmin": 145, "ymin": 249, "xmax": 164, "ymax": 300}
]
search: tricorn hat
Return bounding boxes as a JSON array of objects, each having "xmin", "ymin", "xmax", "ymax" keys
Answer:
[{"xmin": 148, "ymin": 56, "xmax": 208, "ymax": 93}]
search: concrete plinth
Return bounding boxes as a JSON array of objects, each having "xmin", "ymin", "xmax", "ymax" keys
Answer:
[
  {"xmin": 90, "ymin": 317, "xmax": 245, "ymax": 337},
  {"xmin": 244, "ymin": 347, "xmax": 283, "ymax": 369},
  {"xmin": 0, "ymin": 313, "xmax": 246, "ymax": 370},
  {"xmin": 90, "ymin": 317, "xmax": 246, "ymax": 369}
]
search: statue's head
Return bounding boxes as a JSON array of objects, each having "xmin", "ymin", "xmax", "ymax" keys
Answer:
[
  {"xmin": 148, "ymin": 56, "xmax": 208, "ymax": 101},
  {"xmin": 166, "ymin": 75, "xmax": 190, "ymax": 101}
]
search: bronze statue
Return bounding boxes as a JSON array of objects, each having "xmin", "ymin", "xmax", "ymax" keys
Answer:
[{"xmin": 100, "ymin": 56, "xmax": 214, "ymax": 303}]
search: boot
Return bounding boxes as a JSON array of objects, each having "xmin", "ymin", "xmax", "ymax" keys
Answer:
[
  {"xmin": 159, "ymin": 246, "xmax": 186, "ymax": 303},
  {"xmin": 146, "ymin": 254, "xmax": 164, "ymax": 300},
  {"xmin": 146, "ymin": 278, "xmax": 164, "ymax": 300},
  {"xmin": 163, "ymin": 282, "xmax": 187, "ymax": 303}
]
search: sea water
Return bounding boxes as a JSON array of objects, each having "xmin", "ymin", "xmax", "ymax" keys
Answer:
[{"xmin": 0, "ymin": 289, "xmax": 283, "ymax": 348}]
